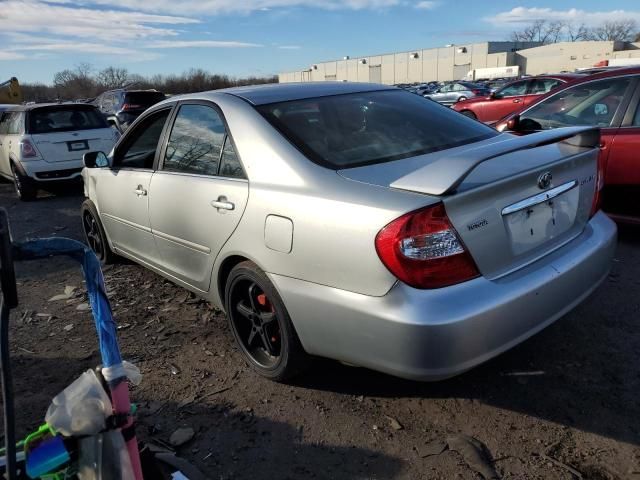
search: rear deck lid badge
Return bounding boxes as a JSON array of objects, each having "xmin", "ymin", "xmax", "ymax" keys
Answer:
[{"xmin": 537, "ymin": 172, "xmax": 553, "ymax": 190}]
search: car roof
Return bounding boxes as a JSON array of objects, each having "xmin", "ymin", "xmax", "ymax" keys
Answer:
[{"xmin": 179, "ymin": 82, "xmax": 397, "ymax": 106}]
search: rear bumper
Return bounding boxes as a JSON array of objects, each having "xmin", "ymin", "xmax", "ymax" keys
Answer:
[
  {"xmin": 20, "ymin": 159, "xmax": 83, "ymax": 182},
  {"xmin": 269, "ymin": 212, "xmax": 617, "ymax": 381}
]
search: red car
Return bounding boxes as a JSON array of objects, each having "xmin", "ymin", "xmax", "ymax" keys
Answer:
[
  {"xmin": 452, "ymin": 74, "xmax": 583, "ymax": 123},
  {"xmin": 495, "ymin": 67, "xmax": 640, "ymax": 224}
]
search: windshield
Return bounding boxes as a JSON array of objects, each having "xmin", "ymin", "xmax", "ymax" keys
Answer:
[
  {"xmin": 518, "ymin": 77, "xmax": 632, "ymax": 130},
  {"xmin": 28, "ymin": 106, "xmax": 108, "ymax": 134},
  {"xmin": 257, "ymin": 90, "xmax": 497, "ymax": 169}
]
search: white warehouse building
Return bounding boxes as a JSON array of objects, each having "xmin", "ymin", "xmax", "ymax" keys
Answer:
[{"xmin": 279, "ymin": 40, "xmax": 640, "ymax": 84}]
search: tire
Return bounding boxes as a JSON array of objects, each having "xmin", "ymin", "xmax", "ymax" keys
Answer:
[
  {"xmin": 460, "ymin": 110, "xmax": 477, "ymax": 120},
  {"xmin": 11, "ymin": 163, "xmax": 37, "ymax": 201},
  {"xmin": 225, "ymin": 261, "xmax": 310, "ymax": 382},
  {"xmin": 457, "ymin": 96, "xmax": 467, "ymax": 103},
  {"xmin": 81, "ymin": 200, "xmax": 116, "ymax": 265}
]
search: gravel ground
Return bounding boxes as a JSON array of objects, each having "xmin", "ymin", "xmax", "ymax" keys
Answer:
[{"xmin": 1, "ymin": 181, "xmax": 639, "ymax": 479}]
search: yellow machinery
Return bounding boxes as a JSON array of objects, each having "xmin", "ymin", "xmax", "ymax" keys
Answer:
[{"xmin": 0, "ymin": 77, "xmax": 23, "ymax": 104}]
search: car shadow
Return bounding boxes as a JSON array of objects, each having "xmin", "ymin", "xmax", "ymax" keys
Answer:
[{"xmin": 292, "ymin": 225, "xmax": 640, "ymax": 448}]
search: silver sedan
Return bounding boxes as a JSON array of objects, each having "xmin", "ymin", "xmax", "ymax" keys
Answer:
[{"xmin": 81, "ymin": 83, "xmax": 616, "ymax": 382}]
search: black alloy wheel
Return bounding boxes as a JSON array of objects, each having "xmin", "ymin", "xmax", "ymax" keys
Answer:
[{"xmin": 225, "ymin": 261, "xmax": 309, "ymax": 381}]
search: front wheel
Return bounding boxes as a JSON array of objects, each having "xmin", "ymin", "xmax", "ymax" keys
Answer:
[
  {"xmin": 81, "ymin": 200, "xmax": 116, "ymax": 265},
  {"xmin": 11, "ymin": 164, "xmax": 37, "ymax": 201},
  {"xmin": 460, "ymin": 110, "xmax": 477, "ymax": 120},
  {"xmin": 225, "ymin": 261, "xmax": 309, "ymax": 382}
]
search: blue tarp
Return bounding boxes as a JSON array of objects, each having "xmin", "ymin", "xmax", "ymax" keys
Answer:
[{"xmin": 13, "ymin": 238, "xmax": 122, "ymax": 368}]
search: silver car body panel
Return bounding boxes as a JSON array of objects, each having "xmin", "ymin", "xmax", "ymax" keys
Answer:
[
  {"xmin": 82, "ymin": 83, "xmax": 617, "ymax": 380},
  {"xmin": 268, "ymin": 212, "xmax": 616, "ymax": 380}
]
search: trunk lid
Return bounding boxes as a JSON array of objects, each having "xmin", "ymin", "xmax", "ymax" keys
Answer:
[
  {"xmin": 31, "ymin": 128, "xmax": 116, "ymax": 163},
  {"xmin": 338, "ymin": 127, "xmax": 600, "ymax": 279}
]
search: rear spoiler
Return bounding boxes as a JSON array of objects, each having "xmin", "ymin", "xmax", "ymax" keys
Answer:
[{"xmin": 390, "ymin": 127, "xmax": 600, "ymax": 196}]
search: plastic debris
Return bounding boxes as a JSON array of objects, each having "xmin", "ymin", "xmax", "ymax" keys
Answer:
[
  {"xmin": 446, "ymin": 434, "xmax": 499, "ymax": 480},
  {"xmin": 169, "ymin": 428, "xmax": 195, "ymax": 447}
]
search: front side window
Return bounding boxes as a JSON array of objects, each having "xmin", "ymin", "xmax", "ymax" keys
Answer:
[
  {"xmin": 528, "ymin": 79, "xmax": 562, "ymax": 95},
  {"xmin": 519, "ymin": 77, "xmax": 632, "ymax": 130},
  {"xmin": 28, "ymin": 106, "xmax": 107, "ymax": 134},
  {"xmin": 498, "ymin": 81, "xmax": 528, "ymax": 97},
  {"xmin": 258, "ymin": 90, "xmax": 497, "ymax": 169},
  {"xmin": 115, "ymin": 109, "xmax": 171, "ymax": 169},
  {"xmin": 163, "ymin": 105, "xmax": 226, "ymax": 176}
]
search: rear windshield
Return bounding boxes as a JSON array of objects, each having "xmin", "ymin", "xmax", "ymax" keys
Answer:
[
  {"xmin": 28, "ymin": 106, "xmax": 108, "ymax": 134},
  {"xmin": 124, "ymin": 92, "xmax": 166, "ymax": 107},
  {"xmin": 257, "ymin": 90, "xmax": 497, "ymax": 169}
]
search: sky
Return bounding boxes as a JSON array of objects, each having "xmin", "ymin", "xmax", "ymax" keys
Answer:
[{"xmin": 1, "ymin": 0, "xmax": 640, "ymax": 84}]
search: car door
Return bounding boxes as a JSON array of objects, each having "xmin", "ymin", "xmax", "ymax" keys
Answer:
[
  {"xmin": 430, "ymin": 84, "xmax": 449, "ymax": 103},
  {"xmin": 603, "ymin": 79, "xmax": 640, "ymax": 218},
  {"xmin": 484, "ymin": 80, "xmax": 530, "ymax": 122},
  {"xmin": 148, "ymin": 102, "xmax": 249, "ymax": 292},
  {"xmin": 94, "ymin": 107, "xmax": 172, "ymax": 266}
]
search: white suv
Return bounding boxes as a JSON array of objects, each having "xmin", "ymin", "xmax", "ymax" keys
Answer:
[{"xmin": 0, "ymin": 103, "xmax": 119, "ymax": 200}]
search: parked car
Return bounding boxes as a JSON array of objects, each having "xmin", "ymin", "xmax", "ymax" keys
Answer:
[
  {"xmin": 495, "ymin": 67, "xmax": 640, "ymax": 224},
  {"xmin": 424, "ymin": 81, "xmax": 491, "ymax": 105},
  {"xmin": 80, "ymin": 82, "xmax": 615, "ymax": 382},
  {"xmin": 452, "ymin": 74, "xmax": 582, "ymax": 123},
  {"xmin": 0, "ymin": 103, "xmax": 119, "ymax": 200},
  {"xmin": 93, "ymin": 89, "xmax": 166, "ymax": 133}
]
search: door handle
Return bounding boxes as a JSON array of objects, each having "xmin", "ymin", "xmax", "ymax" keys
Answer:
[
  {"xmin": 513, "ymin": 99, "xmax": 522, "ymax": 103},
  {"xmin": 134, "ymin": 185, "xmax": 147, "ymax": 196},
  {"xmin": 210, "ymin": 196, "xmax": 234, "ymax": 211}
]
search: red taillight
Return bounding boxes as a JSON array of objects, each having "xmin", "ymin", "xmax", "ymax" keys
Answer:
[
  {"xmin": 589, "ymin": 154, "xmax": 605, "ymax": 218},
  {"xmin": 20, "ymin": 139, "xmax": 38, "ymax": 158},
  {"xmin": 121, "ymin": 103, "xmax": 142, "ymax": 111},
  {"xmin": 375, "ymin": 203, "xmax": 480, "ymax": 289}
]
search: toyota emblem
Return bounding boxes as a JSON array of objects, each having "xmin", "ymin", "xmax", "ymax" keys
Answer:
[{"xmin": 538, "ymin": 172, "xmax": 553, "ymax": 190}]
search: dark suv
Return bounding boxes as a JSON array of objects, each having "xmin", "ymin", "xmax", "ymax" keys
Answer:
[{"xmin": 93, "ymin": 89, "xmax": 166, "ymax": 132}]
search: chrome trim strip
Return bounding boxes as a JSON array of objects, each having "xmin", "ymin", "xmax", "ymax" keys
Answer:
[
  {"xmin": 153, "ymin": 229, "xmax": 211, "ymax": 254},
  {"xmin": 501, "ymin": 180, "xmax": 578, "ymax": 216},
  {"xmin": 102, "ymin": 213, "xmax": 152, "ymax": 233}
]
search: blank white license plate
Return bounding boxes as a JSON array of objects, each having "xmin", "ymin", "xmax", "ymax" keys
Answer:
[
  {"xmin": 67, "ymin": 140, "xmax": 89, "ymax": 151},
  {"xmin": 504, "ymin": 191, "xmax": 578, "ymax": 255}
]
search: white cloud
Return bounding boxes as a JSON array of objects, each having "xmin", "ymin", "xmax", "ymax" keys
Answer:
[
  {"xmin": 415, "ymin": 1, "xmax": 436, "ymax": 10},
  {"xmin": 145, "ymin": 40, "xmax": 263, "ymax": 48},
  {"xmin": 486, "ymin": 7, "xmax": 640, "ymax": 27},
  {"xmin": 0, "ymin": 52, "xmax": 26, "ymax": 61},
  {"xmin": 60, "ymin": 0, "xmax": 403, "ymax": 15},
  {"xmin": 0, "ymin": 1, "xmax": 197, "ymax": 42},
  {"xmin": 278, "ymin": 45, "xmax": 301, "ymax": 50}
]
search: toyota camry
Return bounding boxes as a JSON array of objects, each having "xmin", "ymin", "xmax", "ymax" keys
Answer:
[{"xmin": 80, "ymin": 82, "xmax": 616, "ymax": 382}]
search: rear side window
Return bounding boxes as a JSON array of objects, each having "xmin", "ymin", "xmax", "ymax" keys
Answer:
[
  {"xmin": 528, "ymin": 79, "xmax": 562, "ymax": 95},
  {"xmin": 0, "ymin": 112, "xmax": 23, "ymax": 135},
  {"xmin": 257, "ymin": 90, "xmax": 497, "ymax": 169},
  {"xmin": 164, "ymin": 104, "xmax": 226, "ymax": 176},
  {"xmin": 634, "ymin": 102, "xmax": 640, "ymax": 126},
  {"xmin": 28, "ymin": 107, "xmax": 108, "ymax": 134}
]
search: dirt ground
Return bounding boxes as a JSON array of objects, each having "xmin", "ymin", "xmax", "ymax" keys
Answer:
[{"xmin": 0, "ymin": 181, "xmax": 639, "ymax": 480}]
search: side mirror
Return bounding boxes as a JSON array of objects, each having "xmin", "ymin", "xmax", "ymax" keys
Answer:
[
  {"xmin": 489, "ymin": 91, "xmax": 497, "ymax": 99},
  {"xmin": 506, "ymin": 115, "xmax": 520, "ymax": 131},
  {"xmin": 83, "ymin": 151, "xmax": 109, "ymax": 168}
]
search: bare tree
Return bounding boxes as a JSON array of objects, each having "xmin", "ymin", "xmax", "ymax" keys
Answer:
[
  {"xmin": 566, "ymin": 22, "xmax": 591, "ymax": 42},
  {"xmin": 97, "ymin": 67, "xmax": 129, "ymax": 89},
  {"xmin": 21, "ymin": 67, "xmax": 277, "ymax": 103},
  {"xmin": 510, "ymin": 20, "xmax": 566, "ymax": 43},
  {"xmin": 591, "ymin": 20, "xmax": 637, "ymax": 41}
]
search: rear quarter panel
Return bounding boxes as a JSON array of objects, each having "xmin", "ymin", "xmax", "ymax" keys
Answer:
[{"xmin": 209, "ymin": 95, "xmax": 436, "ymax": 304}]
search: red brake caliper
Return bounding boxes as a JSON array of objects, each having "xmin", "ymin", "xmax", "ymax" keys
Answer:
[{"xmin": 256, "ymin": 293, "xmax": 278, "ymax": 343}]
